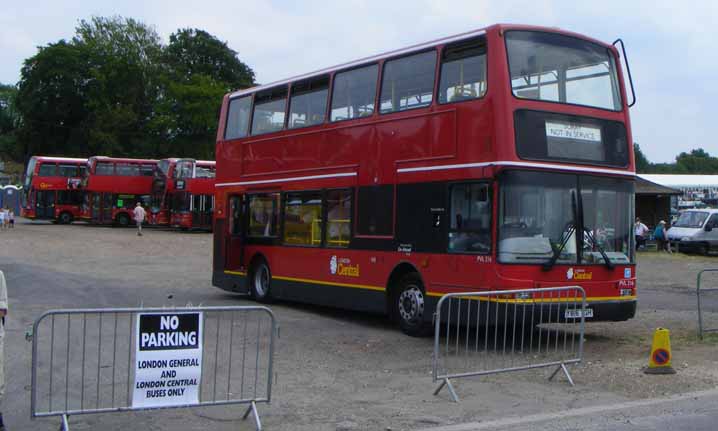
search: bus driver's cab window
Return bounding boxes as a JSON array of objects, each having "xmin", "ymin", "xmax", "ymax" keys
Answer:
[{"xmin": 449, "ymin": 183, "xmax": 491, "ymax": 253}]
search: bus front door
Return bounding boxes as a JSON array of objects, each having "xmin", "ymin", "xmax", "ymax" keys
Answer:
[
  {"xmin": 35, "ymin": 190, "xmax": 55, "ymax": 219},
  {"xmin": 102, "ymin": 193, "xmax": 113, "ymax": 223},
  {"xmin": 192, "ymin": 194, "xmax": 213, "ymax": 229},
  {"xmin": 225, "ymin": 195, "xmax": 245, "ymax": 274},
  {"xmin": 91, "ymin": 193, "xmax": 101, "ymax": 222}
]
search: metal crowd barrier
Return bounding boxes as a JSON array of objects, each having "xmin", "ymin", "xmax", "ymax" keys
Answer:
[
  {"xmin": 697, "ymin": 269, "xmax": 718, "ymax": 339},
  {"xmin": 432, "ymin": 286, "xmax": 586, "ymax": 402},
  {"xmin": 30, "ymin": 306, "xmax": 278, "ymax": 430}
]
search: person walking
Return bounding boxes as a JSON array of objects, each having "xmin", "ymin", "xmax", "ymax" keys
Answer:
[
  {"xmin": 133, "ymin": 202, "xmax": 146, "ymax": 236},
  {"xmin": 0, "ymin": 209, "xmax": 5, "ymax": 231},
  {"xmin": 7, "ymin": 210, "xmax": 13, "ymax": 229},
  {"xmin": 0, "ymin": 270, "xmax": 8, "ymax": 430},
  {"xmin": 634, "ymin": 217, "xmax": 649, "ymax": 250}
]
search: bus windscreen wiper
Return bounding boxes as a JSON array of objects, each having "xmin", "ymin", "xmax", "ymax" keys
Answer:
[
  {"xmin": 582, "ymin": 227, "xmax": 615, "ymax": 270},
  {"xmin": 575, "ymin": 187, "xmax": 614, "ymax": 270},
  {"xmin": 543, "ymin": 191, "xmax": 578, "ymax": 271}
]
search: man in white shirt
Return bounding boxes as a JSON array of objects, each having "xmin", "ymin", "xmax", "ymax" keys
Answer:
[
  {"xmin": 634, "ymin": 217, "xmax": 649, "ymax": 250},
  {"xmin": 133, "ymin": 202, "xmax": 147, "ymax": 236}
]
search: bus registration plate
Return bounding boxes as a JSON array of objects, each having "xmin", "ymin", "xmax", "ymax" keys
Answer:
[{"xmin": 565, "ymin": 308, "xmax": 593, "ymax": 319}]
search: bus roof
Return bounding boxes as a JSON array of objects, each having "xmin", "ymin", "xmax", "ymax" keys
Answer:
[
  {"xmin": 227, "ymin": 23, "xmax": 615, "ymax": 100},
  {"xmin": 161, "ymin": 158, "xmax": 215, "ymax": 166},
  {"xmin": 89, "ymin": 156, "xmax": 158, "ymax": 164},
  {"xmin": 31, "ymin": 156, "xmax": 87, "ymax": 163}
]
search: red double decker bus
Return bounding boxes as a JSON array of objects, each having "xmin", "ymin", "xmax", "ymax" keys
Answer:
[
  {"xmin": 213, "ymin": 24, "xmax": 637, "ymax": 335},
  {"xmin": 153, "ymin": 158, "xmax": 216, "ymax": 230},
  {"xmin": 80, "ymin": 156, "xmax": 158, "ymax": 226},
  {"xmin": 22, "ymin": 156, "xmax": 87, "ymax": 224}
]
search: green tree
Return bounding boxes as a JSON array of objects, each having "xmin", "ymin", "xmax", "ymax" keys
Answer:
[
  {"xmin": 633, "ymin": 143, "xmax": 650, "ymax": 173},
  {"xmin": 674, "ymin": 149, "xmax": 718, "ymax": 174},
  {"xmin": 163, "ymin": 28, "xmax": 254, "ymax": 90},
  {"xmin": 13, "ymin": 16, "xmax": 256, "ymax": 162},
  {"xmin": 15, "ymin": 41, "xmax": 90, "ymax": 161},
  {"xmin": 153, "ymin": 28, "xmax": 255, "ymax": 158},
  {"xmin": 73, "ymin": 16, "xmax": 163, "ymax": 157},
  {"xmin": 0, "ymin": 84, "xmax": 21, "ymax": 160}
]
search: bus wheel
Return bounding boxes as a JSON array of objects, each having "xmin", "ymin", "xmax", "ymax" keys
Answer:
[
  {"xmin": 58, "ymin": 212, "xmax": 73, "ymax": 224},
  {"xmin": 396, "ymin": 273, "xmax": 431, "ymax": 337},
  {"xmin": 251, "ymin": 259, "xmax": 273, "ymax": 303},
  {"xmin": 117, "ymin": 213, "xmax": 130, "ymax": 227}
]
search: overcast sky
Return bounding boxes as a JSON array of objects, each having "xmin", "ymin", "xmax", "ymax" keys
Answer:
[{"xmin": 2, "ymin": 0, "xmax": 717, "ymax": 163}]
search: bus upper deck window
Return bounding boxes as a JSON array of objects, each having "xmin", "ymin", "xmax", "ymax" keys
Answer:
[
  {"xmin": 226, "ymin": 96, "xmax": 252, "ymax": 139},
  {"xmin": 330, "ymin": 64, "xmax": 378, "ymax": 122},
  {"xmin": 439, "ymin": 37, "xmax": 487, "ymax": 104},
  {"xmin": 380, "ymin": 50, "xmax": 436, "ymax": 113},
  {"xmin": 38, "ymin": 163, "xmax": 57, "ymax": 176},
  {"xmin": 251, "ymin": 87, "xmax": 288, "ymax": 135},
  {"xmin": 289, "ymin": 76, "xmax": 329, "ymax": 129}
]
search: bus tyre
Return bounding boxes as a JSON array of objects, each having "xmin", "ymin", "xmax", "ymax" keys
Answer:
[
  {"xmin": 251, "ymin": 259, "xmax": 273, "ymax": 303},
  {"xmin": 395, "ymin": 273, "xmax": 431, "ymax": 337},
  {"xmin": 58, "ymin": 212, "xmax": 73, "ymax": 224},
  {"xmin": 117, "ymin": 213, "xmax": 130, "ymax": 227}
]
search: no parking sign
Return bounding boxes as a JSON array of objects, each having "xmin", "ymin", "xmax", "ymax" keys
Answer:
[{"xmin": 132, "ymin": 312, "xmax": 203, "ymax": 408}]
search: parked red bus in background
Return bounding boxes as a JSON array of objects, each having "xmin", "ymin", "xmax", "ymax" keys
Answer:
[
  {"xmin": 80, "ymin": 156, "xmax": 158, "ymax": 226},
  {"xmin": 169, "ymin": 159, "xmax": 216, "ymax": 230},
  {"xmin": 153, "ymin": 158, "xmax": 216, "ymax": 230},
  {"xmin": 22, "ymin": 156, "xmax": 87, "ymax": 224},
  {"xmin": 213, "ymin": 24, "xmax": 637, "ymax": 335}
]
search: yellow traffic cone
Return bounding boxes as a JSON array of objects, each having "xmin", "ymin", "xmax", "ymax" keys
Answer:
[{"xmin": 644, "ymin": 328, "xmax": 676, "ymax": 374}]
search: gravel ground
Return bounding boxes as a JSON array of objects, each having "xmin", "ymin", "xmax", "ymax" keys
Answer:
[{"xmin": 0, "ymin": 220, "xmax": 717, "ymax": 430}]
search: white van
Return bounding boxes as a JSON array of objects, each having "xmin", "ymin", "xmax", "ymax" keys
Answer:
[{"xmin": 667, "ymin": 209, "xmax": 718, "ymax": 255}]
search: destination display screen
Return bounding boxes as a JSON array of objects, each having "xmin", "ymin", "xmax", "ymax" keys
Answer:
[
  {"xmin": 514, "ymin": 110, "xmax": 628, "ymax": 167},
  {"xmin": 545, "ymin": 120, "xmax": 603, "ymax": 161}
]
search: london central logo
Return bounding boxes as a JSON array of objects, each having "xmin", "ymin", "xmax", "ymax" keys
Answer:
[
  {"xmin": 329, "ymin": 255, "xmax": 360, "ymax": 277},
  {"xmin": 329, "ymin": 255, "xmax": 338, "ymax": 275}
]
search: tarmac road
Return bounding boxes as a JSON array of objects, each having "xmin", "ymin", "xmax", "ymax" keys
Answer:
[
  {"xmin": 1, "ymin": 222, "xmax": 717, "ymax": 430},
  {"xmin": 419, "ymin": 388, "xmax": 718, "ymax": 431}
]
